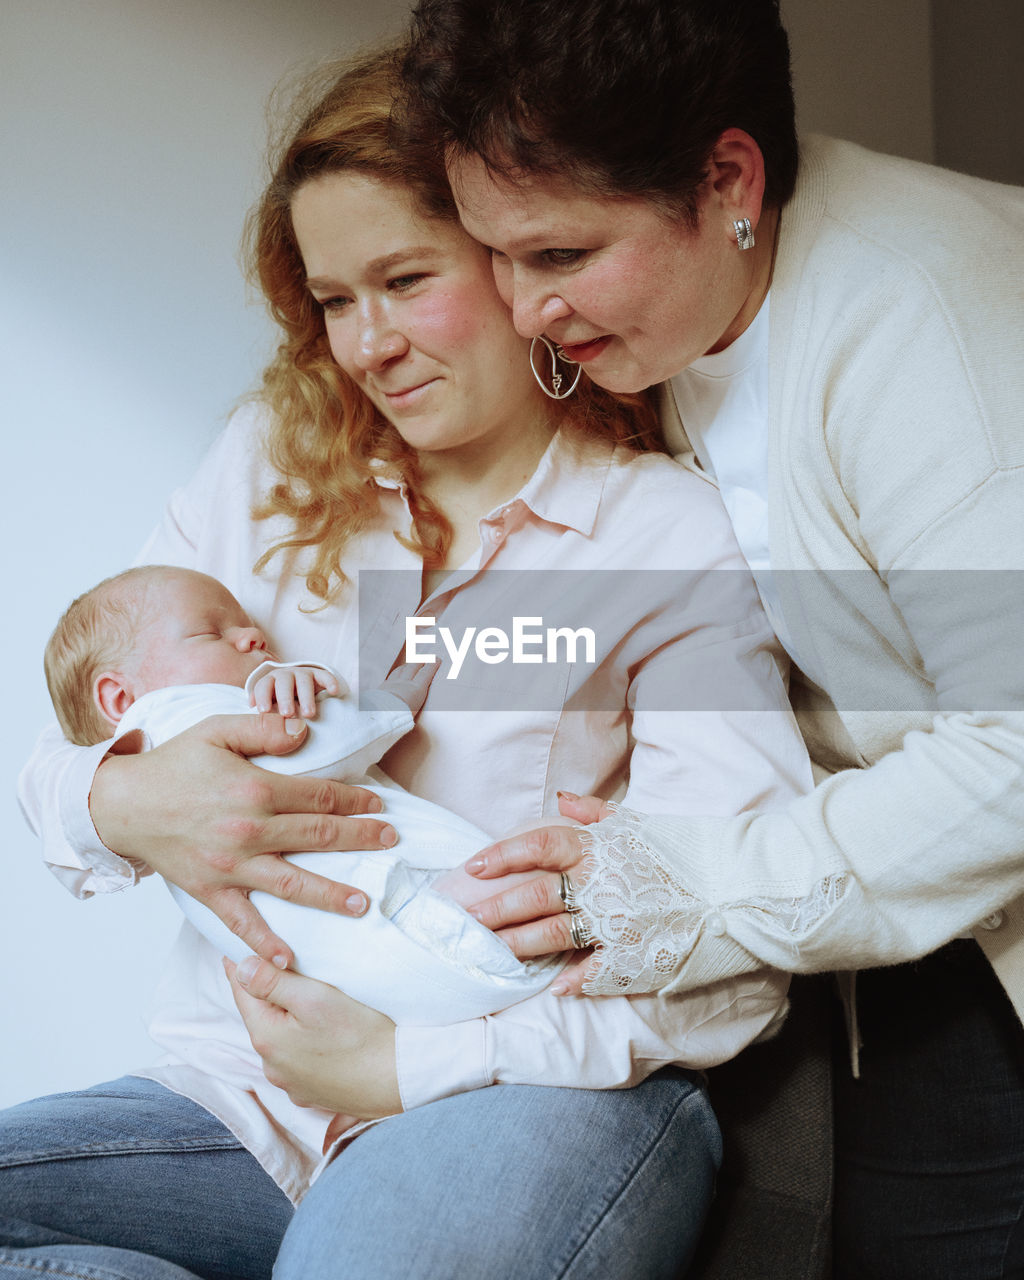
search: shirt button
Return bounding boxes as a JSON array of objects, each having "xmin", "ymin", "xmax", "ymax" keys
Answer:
[
  {"xmin": 705, "ymin": 912, "xmax": 726, "ymax": 937},
  {"xmin": 979, "ymin": 911, "xmax": 1005, "ymax": 931}
]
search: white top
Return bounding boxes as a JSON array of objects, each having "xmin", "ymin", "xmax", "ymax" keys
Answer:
[
  {"xmin": 668, "ymin": 299, "xmax": 803, "ymax": 665},
  {"xmin": 118, "ymin": 673, "xmax": 564, "ymax": 1026},
  {"xmin": 668, "ymin": 298, "xmax": 771, "ymax": 580}
]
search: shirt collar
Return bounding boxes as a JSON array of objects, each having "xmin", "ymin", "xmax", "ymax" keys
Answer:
[
  {"xmin": 370, "ymin": 429, "xmax": 618, "ymax": 538},
  {"xmin": 492, "ymin": 428, "xmax": 616, "ymax": 536}
]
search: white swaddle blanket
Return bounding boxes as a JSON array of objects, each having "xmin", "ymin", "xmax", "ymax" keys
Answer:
[{"xmin": 116, "ymin": 670, "xmax": 563, "ymax": 1024}]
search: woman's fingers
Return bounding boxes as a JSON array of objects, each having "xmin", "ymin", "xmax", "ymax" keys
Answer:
[
  {"xmin": 244, "ymin": 854, "xmax": 372, "ymax": 918},
  {"xmin": 205, "ymin": 855, "xmax": 373, "ymax": 967},
  {"xmin": 259, "ymin": 804, "xmax": 397, "ymax": 855},
  {"xmin": 92, "ymin": 710, "xmax": 402, "ymax": 964},
  {"xmin": 224, "ymin": 957, "xmax": 298, "ymax": 1081},
  {"xmin": 220, "ymin": 789, "xmax": 397, "ymax": 875},
  {"xmin": 224, "ymin": 956, "xmax": 402, "ymax": 1117},
  {"xmin": 467, "ymin": 865, "xmax": 601, "ymax": 961},
  {"xmin": 462, "ymin": 820, "xmax": 603, "ymax": 961},
  {"xmin": 210, "ymin": 887, "xmax": 297, "ymax": 969},
  {"xmin": 556, "ymin": 793, "xmax": 612, "ymax": 825},
  {"xmin": 491, "ymin": 910, "xmax": 586, "ymax": 959},
  {"xmin": 467, "ymin": 868, "xmax": 565, "ymax": 930},
  {"xmin": 207, "ymin": 709, "xmax": 312, "ymax": 758},
  {"xmin": 549, "ymin": 952, "xmax": 598, "ymax": 998},
  {"xmin": 228, "ymin": 953, "xmax": 297, "ymax": 1006},
  {"xmin": 465, "ymin": 822, "xmax": 585, "ymax": 879},
  {"xmin": 463, "ymin": 824, "xmax": 588, "ymax": 955},
  {"xmin": 263, "ymin": 773, "xmax": 386, "ymax": 821},
  {"xmin": 90, "ymin": 713, "xmax": 400, "ymax": 967}
]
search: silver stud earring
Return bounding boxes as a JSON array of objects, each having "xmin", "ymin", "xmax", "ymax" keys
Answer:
[
  {"xmin": 733, "ymin": 217, "xmax": 755, "ymax": 250},
  {"xmin": 529, "ymin": 336, "xmax": 583, "ymax": 400}
]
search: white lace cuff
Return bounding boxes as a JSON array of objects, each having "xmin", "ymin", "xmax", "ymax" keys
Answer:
[{"xmin": 573, "ymin": 808, "xmax": 848, "ymax": 995}]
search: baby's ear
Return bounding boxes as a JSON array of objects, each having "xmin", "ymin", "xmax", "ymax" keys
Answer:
[{"xmin": 93, "ymin": 671, "xmax": 136, "ymax": 728}]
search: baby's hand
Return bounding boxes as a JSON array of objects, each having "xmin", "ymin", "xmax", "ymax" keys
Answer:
[{"xmin": 250, "ymin": 666, "xmax": 340, "ymax": 719}]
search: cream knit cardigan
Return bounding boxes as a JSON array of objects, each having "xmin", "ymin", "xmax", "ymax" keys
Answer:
[{"xmin": 579, "ymin": 136, "xmax": 1024, "ymax": 1019}]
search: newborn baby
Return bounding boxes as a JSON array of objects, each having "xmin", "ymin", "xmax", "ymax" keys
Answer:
[{"xmin": 44, "ymin": 564, "xmax": 564, "ymax": 1023}]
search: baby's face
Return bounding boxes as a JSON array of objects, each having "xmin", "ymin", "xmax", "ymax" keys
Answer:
[{"xmin": 128, "ymin": 570, "xmax": 273, "ymax": 696}]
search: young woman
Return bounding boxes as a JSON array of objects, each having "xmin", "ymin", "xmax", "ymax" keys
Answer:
[
  {"xmin": 401, "ymin": 2, "xmax": 1024, "ymax": 1275},
  {"xmin": 9, "ymin": 46, "xmax": 808, "ymax": 1280}
]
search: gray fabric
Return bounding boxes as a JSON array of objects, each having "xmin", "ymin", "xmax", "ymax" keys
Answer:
[{"xmin": 687, "ymin": 975, "xmax": 833, "ymax": 1279}]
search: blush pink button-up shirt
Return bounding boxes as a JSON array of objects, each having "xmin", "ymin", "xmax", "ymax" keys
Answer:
[{"xmin": 19, "ymin": 404, "xmax": 811, "ymax": 1201}]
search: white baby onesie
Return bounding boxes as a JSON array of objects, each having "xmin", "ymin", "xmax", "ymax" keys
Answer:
[{"xmin": 115, "ymin": 663, "xmax": 563, "ymax": 1024}]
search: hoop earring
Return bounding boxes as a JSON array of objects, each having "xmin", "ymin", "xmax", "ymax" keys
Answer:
[
  {"xmin": 734, "ymin": 217, "xmax": 755, "ymax": 251},
  {"xmin": 529, "ymin": 336, "xmax": 583, "ymax": 400}
]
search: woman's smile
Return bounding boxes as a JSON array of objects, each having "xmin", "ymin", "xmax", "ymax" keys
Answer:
[
  {"xmin": 290, "ymin": 171, "xmax": 548, "ymax": 461},
  {"xmin": 379, "ymin": 376, "xmax": 442, "ymax": 409},
  {"xmin": 555, "ymin": 335, "xmax": 613, "ymax": 364},
  {"xmin": 451, "ymin": 152, "xmax": 774, "ymax": 392}
]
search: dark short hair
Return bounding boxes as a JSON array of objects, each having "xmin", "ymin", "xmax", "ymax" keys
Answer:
[{"xmin": 403, "ymin": 0, "xmax": 798, "ymax": 220}]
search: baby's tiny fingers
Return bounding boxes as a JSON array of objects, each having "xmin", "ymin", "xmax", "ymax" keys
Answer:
[
  {"xmin": 315, "ymin": 670, "xmax": 340, "ymax": 696},
  {"xmin": 251, "ymin": 674, "xmax": 275, "ymax": 712},
  {"xmin": 273, "ymin": 673, "xmax": 298, "ymax": 718},
  {"xmin": 293, "ymin": 669, "xmax": 319, "ymax": 719}
]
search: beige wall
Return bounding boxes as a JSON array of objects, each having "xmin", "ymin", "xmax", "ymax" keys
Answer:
[
  {"xmin": 784, "ymin": 0, "xmax": 935, "ymax": 162},
  {"xmin": 783, "ymin": 0, "xmax": 1024, "ymax": 184}
]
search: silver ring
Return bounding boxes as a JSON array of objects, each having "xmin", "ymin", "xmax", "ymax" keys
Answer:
[
  {"xmin": 569, "ymin": 912, "xmax": 594, "ymax": 950},
  {"xmin": 557, "ymin": 870, "xmax": 577, "ymax": 911}
]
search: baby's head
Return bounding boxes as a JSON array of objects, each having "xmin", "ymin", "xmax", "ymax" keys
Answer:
[{"xmin": 46, "ymin": 566, "xmax": 271, "ymax": 745}]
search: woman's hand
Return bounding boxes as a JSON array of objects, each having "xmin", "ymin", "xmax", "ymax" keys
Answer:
[
  {"xmin": 225, "ymin": 956, "xmax": 401, "ymax": 1119},
  {"xmin": 89, "ymin": 712, "xmax": 398, "ymax": 968},
  {"xmin": 465, "ymin": 793, "xmax": 611, "ymax": 996}
]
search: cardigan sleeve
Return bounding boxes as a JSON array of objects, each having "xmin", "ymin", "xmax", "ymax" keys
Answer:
[
  {"xmin": 571, "ymin": 707, "xmax": 1024, "ymax": 1000},
  {"xmin": 570, "ymin": 467, "xmax": 1024, "ymax": 997}
]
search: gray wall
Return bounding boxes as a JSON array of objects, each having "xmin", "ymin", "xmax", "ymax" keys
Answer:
[
  {"xmin": 1, "ymin": 0, "xmax": 412, "ymax": 1109},
  {"xmin": 932, "ymin": 0, "xmax": 1024, "ymax": 184},
  {"xmin": 2, "ymin": 1, "xmax": 1020, "ymax": 1107}
]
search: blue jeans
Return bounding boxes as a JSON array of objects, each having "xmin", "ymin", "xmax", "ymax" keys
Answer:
[
  {"xmin": 0, "ymin": 1069, "xmax": 718, "ymax": 1280},
  {"xmin": 834, "ymin": 939, "xmax": 1024, "ymax": 1279}
]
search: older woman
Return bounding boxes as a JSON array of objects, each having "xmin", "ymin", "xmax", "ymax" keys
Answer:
[{"xmin": 400, "ymin": 1, "xmax": 1024, "ymax": 1276}]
